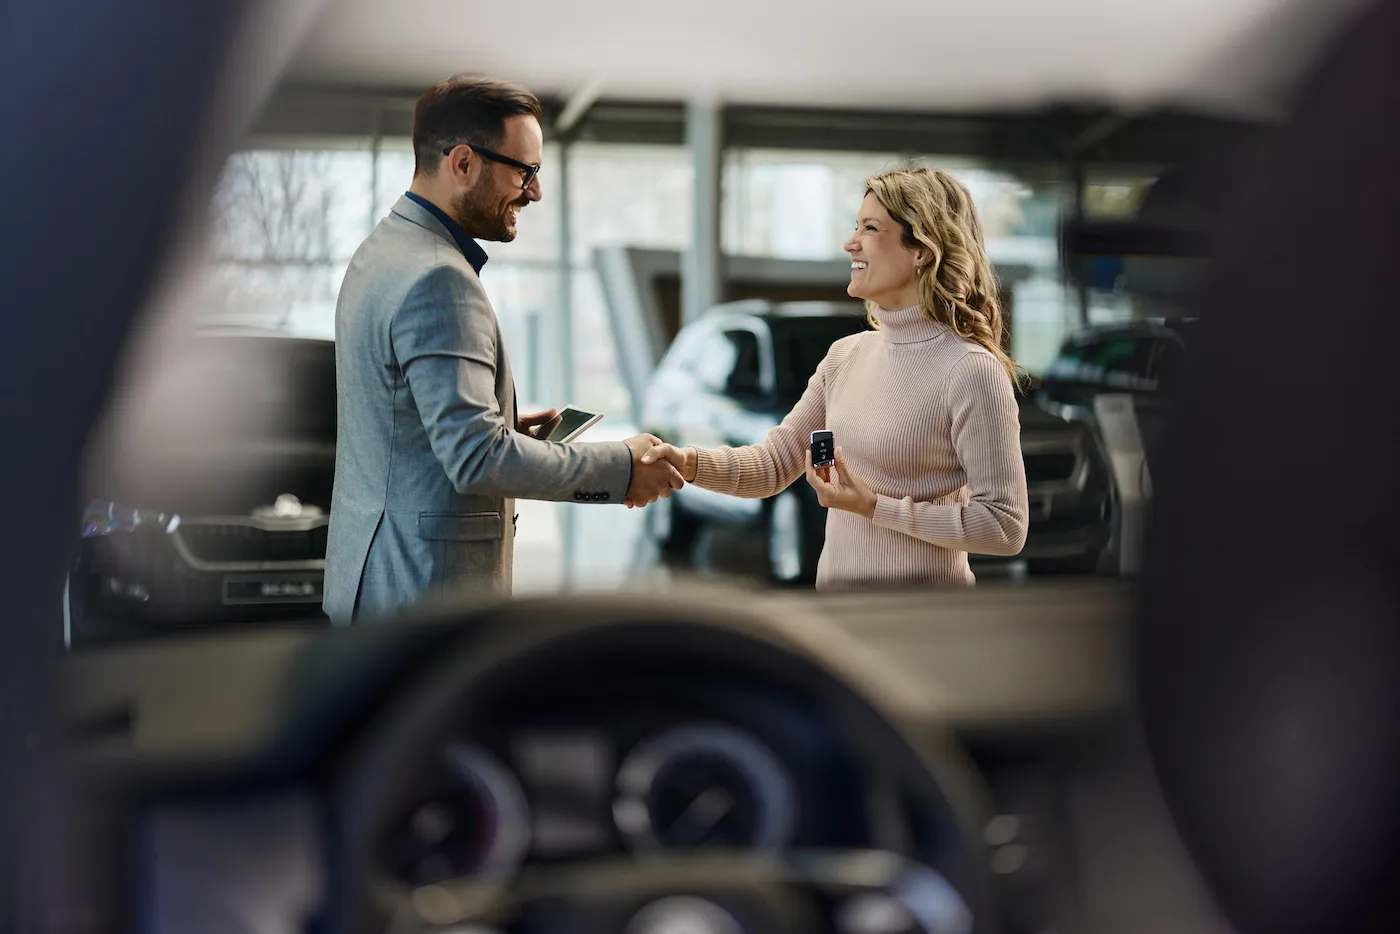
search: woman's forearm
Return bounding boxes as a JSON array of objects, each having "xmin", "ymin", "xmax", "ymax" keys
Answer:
[
  {"xmin": 680, "ymin": 338, "xmax": 846, "ymax": 499},
  {"xmin": 871, "ymin": 494, "xmax": 1028, "ymax": 555},
  {"xmin": 690, "ymin": 431, "xmax": 809, "ymax": 499},
  {"xmin": 681, "ymin": 446, "xmax": 698, "ymax": 482}
]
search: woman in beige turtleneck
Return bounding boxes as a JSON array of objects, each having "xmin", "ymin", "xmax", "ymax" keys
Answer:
[{"xmin": 641, "ymin": 167, "xmax": 1029, "ymax": 589}]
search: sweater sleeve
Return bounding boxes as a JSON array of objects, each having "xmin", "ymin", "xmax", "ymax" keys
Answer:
[
  {"xmin": 691, "ymin": 337, "xmax": 854, "ymax": 499},
  {"xmin": 870, "ymin": 351, "xmax": 1029, "ymax": 555}
]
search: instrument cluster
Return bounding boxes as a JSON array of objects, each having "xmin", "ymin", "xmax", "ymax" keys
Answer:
[{"xmin": 384, "ymin": 700, "xmax": 870, "ymax": 886}]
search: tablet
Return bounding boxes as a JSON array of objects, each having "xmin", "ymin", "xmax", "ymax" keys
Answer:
[{"xmin": 534, "ymin": 405, "xmax": 604, "ymax": 443}]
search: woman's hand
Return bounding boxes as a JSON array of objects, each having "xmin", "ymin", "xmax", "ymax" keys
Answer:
[
  {"xmin": 639, "ymin": 443, "xmax": 698, "ymax": 483},
  {"xmin": 630, "ymin": 442, "xmax": 697, "ymax": 508},
  {"xmin": 806, "ymin": 446, "xmax": 877, "ymax": 519}
]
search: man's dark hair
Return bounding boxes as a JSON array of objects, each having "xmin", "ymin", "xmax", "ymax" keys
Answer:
[{"xmin": 413, "ymin": 74, "xmax": 542, "ymax": 177}]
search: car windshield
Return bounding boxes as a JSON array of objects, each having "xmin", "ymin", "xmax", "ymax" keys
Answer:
[
  {"xmin": 770, "ymin": 315, "xmax": 871, "ymax": 398},
  {"xmin": 55, "ymin": 60, "xmax": 1219, "ymax": 651}
]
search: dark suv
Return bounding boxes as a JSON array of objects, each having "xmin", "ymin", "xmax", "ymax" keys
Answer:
[
  {"xmin": 67, "ymin": 329, "xmax": 335, "ymax": 648},
  {"xmin": 1037, "ymin": 319, "xmax": 1194, "ymax": 409},
  {"xmin": 1036, "ymin": 317, "xmax": 1196, "ymax": 474},
  {"xmin": 639, "ymin": 300, "xmax": 1113, "ymax": 583}
]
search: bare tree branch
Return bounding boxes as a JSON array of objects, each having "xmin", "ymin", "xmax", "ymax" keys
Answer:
[{"xmin": 206, "ymin": 149, "xmax": 363, "ymax": 328}]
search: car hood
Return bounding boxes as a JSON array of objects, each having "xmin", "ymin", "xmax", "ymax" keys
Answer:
[{"xmin": 1019, "ymin": 399, "xmax": 1088, "ymax": 436}]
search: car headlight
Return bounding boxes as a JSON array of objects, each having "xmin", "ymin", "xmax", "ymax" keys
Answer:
[{"xmin": 81, "ymin": 500, "xmax": 180, "ymax": 538}]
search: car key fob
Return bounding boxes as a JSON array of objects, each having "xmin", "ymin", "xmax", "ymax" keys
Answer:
[{"xmin": 810, "ymin": 430, "xmax": 835, "ymax": 468}]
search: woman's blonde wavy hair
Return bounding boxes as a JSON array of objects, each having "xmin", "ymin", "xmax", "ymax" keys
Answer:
[{"xmin": 863, "ymin": 167, "xmax": 1024, "ymax": 388}]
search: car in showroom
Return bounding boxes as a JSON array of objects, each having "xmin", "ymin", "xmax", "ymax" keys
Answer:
[
  {"xmin": 1036, "ymin": 317, "xmax": 1197, "ymax": 485},
  {"xmin": 66, "ymin": 328, "xmax": 336, "ymax": 648},
  {"xmin": 1036, "ymin": 318, "xmax": 1195, "ymax": 415},
  {"xmin": 639, "ymin": 300, "xmax": 1114, "ymax": 584}
]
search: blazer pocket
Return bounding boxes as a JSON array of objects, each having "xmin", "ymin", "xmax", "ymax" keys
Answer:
[{"xmin": 417, "ymin": 511, "xmax": 504, "ymax": 542}]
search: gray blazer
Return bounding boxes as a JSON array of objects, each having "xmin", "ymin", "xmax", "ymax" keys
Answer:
[{"xmin": 323, "ymin": 195, "xmax": 632, "ymax": 625}]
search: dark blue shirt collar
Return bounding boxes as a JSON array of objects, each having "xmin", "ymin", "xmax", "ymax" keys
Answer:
[{"xmin": 403, "ymin": 191, "xmax": 488, "ymax": 274}]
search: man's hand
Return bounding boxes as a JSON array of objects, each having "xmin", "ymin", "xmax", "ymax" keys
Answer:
[
  {"xmin": 639, "ymin": 443, "xmax": 697, "ymax": 483},
  {"xmin": 806, "ymin": 446, "xmax": 877, "ymax": 518},
  {"xmin": 518, "ymin": 408, "xmax": 558, "ymax": 436},
  {"xmin": 623, "ymin": 434, "xmax": 685, "ymax": 507}
]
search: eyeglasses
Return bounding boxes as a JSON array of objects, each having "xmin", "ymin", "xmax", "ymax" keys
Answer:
[{"xmin": 442, "ymin": 142, "xmax": 541, "ymax": 190}]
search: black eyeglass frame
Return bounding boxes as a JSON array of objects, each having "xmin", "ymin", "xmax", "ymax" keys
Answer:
[{"xmin": 441, "ymin": 142, "xmax": 541, "ymax": 190}]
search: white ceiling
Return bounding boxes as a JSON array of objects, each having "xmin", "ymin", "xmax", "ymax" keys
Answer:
[{"xmin": 289, "ymin": 0, "xmax": 1366, "ymax": 117}]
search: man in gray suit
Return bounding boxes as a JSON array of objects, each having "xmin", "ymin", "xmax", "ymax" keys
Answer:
[{"xmin": 323, "ymin": 74, "xmax": 683, "ymax": 625}]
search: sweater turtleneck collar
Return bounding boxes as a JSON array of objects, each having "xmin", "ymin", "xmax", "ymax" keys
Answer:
[{"xmin": 872, "ymin": 304, "xmax": 948, "ymax": 344}]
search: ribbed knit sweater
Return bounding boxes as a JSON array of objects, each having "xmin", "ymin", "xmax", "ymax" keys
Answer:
[{"xmin": 693, "ymin": 305, "xmax": 1029, "ymax": 589}]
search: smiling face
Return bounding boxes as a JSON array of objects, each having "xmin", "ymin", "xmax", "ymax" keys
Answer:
[
  {"xmin": 452, "ymin": 114, "xmax": 543, "ymax": 242},
  {"xmin": 843, "ymin": 192, "xmax": 929, "ymax": 310}
]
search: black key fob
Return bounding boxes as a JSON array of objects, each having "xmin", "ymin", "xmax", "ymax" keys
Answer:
[{"xmin": 810, "ymin": 430, "xmax": 835, "ymax": 468}]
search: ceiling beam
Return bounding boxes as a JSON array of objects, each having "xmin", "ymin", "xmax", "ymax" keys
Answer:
[
  {"xmin": 246, "ymin": 83, "xmax": 1269, "ymax": 167},
  {"xmin": 554, "ymin": 75, "xmax": 607, "ymax": 137}
]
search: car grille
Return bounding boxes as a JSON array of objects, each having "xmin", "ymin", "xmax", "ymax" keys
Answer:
[
  {"xmin": 177, "ymin": 522, "xmax": 328, "ymax": 563},
  {"xmin": 1023, "ymin": 451, "xmax": 1078, "ymax": 483}
]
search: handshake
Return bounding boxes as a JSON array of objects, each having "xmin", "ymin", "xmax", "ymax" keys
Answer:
[{"xmin": 621, "ymin": 434, "xmax": 696, "ymax": 508}]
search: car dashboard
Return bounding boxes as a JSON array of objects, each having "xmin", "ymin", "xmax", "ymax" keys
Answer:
[{"xmin": 59, "ymin": 581, "xmax": 1227, "ymax": 934}]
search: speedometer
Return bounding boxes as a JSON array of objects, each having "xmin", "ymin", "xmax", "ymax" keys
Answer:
[
  {"xmin": 386, "ymin": 741, "xmax": 532, "ymax": 885},
  {"xmin": 613, "ymin": 722, "xmax": 798, "ymax": 852}
]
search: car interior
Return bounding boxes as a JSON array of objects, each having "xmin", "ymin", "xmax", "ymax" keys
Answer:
[{"xmin": 3, "ymin": 2, "xmax": 1398, "ymax": 934}]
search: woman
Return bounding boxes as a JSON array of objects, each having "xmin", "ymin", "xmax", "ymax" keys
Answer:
[{"xmin": 642, "ymin": 167, "xmax": 1029, "ymax": 588}]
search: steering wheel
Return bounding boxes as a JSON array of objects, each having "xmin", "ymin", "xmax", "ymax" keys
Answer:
[{"xmin": 323, "ymin": 591, "xmax": 997, "ymax": 934}]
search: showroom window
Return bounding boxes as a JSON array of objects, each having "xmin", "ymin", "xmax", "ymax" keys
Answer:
[
  {"xmin": 202, "ymin": 144, "xmax": 374, "ymax": 339},
  {"xmin": 722, "ymin": 149, "xmax": 1062, "ymax": 258},
  {"xmin": 201, "ymin": 140, "xmax": 567, "ymax": 405},
  {"xmin": 202, "ymin": 137, "xmax": 1156, "ymax": 397},
  {"xmin": 566, "ymin": 143, "xmax": 692, "ymax": 414},
  {"xmin": 722, "ymin": 148, "xmax": 1087, "ymax": 375},
  {"xmin": 200, "ymin": 138, "xmax": 695, "ymax": 418}
]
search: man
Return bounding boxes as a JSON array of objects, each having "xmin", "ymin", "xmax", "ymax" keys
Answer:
[{"xmin": 323, "ymin": 74, "xmax": 682, "ymax": 625}]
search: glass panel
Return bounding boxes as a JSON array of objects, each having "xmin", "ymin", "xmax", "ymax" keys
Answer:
[
  {"xmin": 567, "ymin": 143, "xmax": 692, "ymax": 265},
  {"xmin": 570, "ymin": 266, "xmax": 633, "ymax": 416},
  {"xmin": 722, "ymin": 149, "xmax": 1058, "ymax": 258},
  {"xmin": 690, "ymin": 330, "xmax": 739, "ymax": 392},
  {"xmin": 724, "ymin": 149, "xmax": 1085, "ymax": 376},
  {"xmin": 478, "ymin": 261, "xmax": 560, "ymax": 410},
  {"xmin": 556, "ymin": 143, "xmax": 694, "ymax": 417},
  {"xmin": 1010, "ymin": 277, "xmax": 1081, "ymax": 378},
  {"xmin": 668, "ymin": 322, "xmax": 718, "ymax": 379},
  {"xmin": 204, "ymin": 148, "xmax": 374, "ymax": 337},
  {"xmin": 723, "ymin": 149, "xmax": 919, "ymax": 260},
  {"xmin": 372, "ymin": 139, "xmax": 415, "ymax": 224},
  {"xmin": 770, "ymin": 316, "xmax": 870, "ymax": 397},
  {"xmin": 723, "ymin": 330, "xmax": 762, "ymax": 395}
]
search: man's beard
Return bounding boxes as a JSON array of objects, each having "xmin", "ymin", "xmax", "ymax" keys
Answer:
[{"xmin": 453, "ymin": 185, "xmax": 524, "ymax": 242}]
